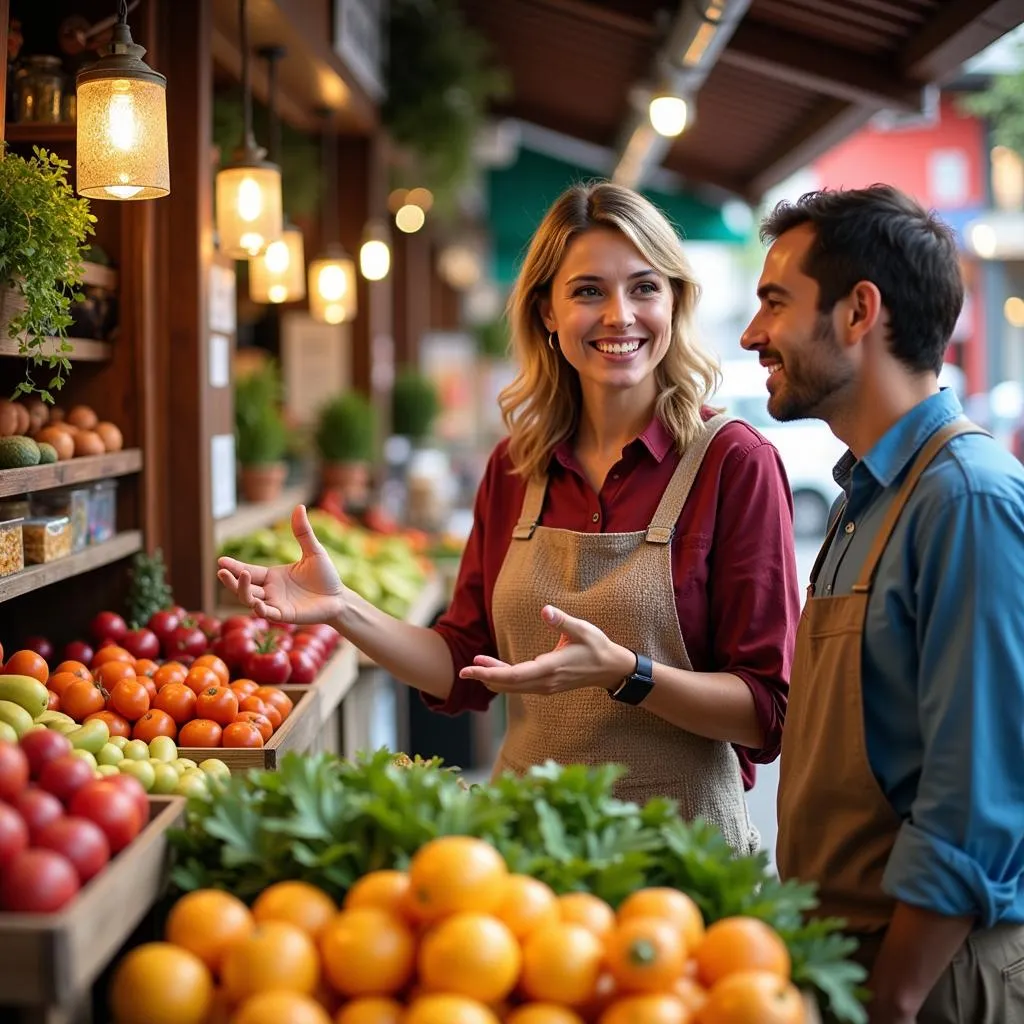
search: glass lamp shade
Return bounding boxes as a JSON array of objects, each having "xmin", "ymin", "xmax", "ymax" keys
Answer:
[
  {"xmin": 249, "ymin": 226, "xmax": 306, "ymax": 304},
  {"xmin": 308, "ymin": 248, "xmax": 357, "ymax": 325},
  {"xmin": 215, "ymin": 161, "xmax": 283, "ymax": 258},
  {"xmin": 359, "ymin": 239, "xmax": 391, "ymax": 281},
  {"xmin": 76, "ymin": 77, "xmax": 169, "ymax": 200}
]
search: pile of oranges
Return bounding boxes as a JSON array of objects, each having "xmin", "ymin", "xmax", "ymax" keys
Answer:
[{"xmin": 108, "ymin": 836, "xmax": 807, "ymax": 1024}]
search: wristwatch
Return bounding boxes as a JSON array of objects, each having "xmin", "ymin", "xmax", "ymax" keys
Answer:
[{"xmin": 610, "ymin": 652, "xmax": 655, "ymax": 705}]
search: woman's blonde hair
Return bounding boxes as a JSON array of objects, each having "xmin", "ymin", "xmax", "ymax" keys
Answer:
[{"xmin": 500, "ymin": 181, "xmax": 720, "ymax": 479}]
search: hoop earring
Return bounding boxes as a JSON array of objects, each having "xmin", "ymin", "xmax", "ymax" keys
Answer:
[{"xmin": 548, "ymin": 332, "xmax": 556, "ymax": 351}]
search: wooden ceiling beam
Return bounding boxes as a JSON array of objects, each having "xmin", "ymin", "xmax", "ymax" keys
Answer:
[
  {"xmin": 719, "ymin": 18, "xmax": 925, "ymax": 113},
  {"xmin": 515, "ymin": 0, "xmax": 658, "ymax": 38}
]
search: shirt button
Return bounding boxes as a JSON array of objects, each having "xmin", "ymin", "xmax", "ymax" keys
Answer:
[
  {"xmin": 826, "ymin": 584, "xmax": 833, "ymax": 594},
  {"xmin": 592, "ymin": 512, "xmax": 600, "ymax": 523},
  {"xmin": 845, "ymin": 522, "xmax": 856, "ymax": 534},
  {"xmin": 612, "ymin": 472, "xmax": 620, "ymax": 479}
]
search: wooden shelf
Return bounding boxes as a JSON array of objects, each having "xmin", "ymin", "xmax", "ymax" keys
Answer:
[
  {"xmin": 0, "ymin": 449, "xmax": 143, "ymax": 499},
  {"xmin": 213, "ymin": 478, "xmax": 318, "ymax": 546},
  {"xmin": 0, "ymin": 530, "xmax": 142, "ymax": 604},
  {"xmin": 81, "ymin": 261, "xmax": 119, "ymax": 290},
  {"xmin": 0, "ymin": 336, "xmax": 112, "ymax": 361},
  {"xmin": 3, "ymin": 122, "xmax": 77, "ymax": 145}
]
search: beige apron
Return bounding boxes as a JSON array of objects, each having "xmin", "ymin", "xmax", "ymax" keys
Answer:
[
  {"xmin": 777, "ymin": 420, "xmax": 1024, "ymax": 1023},
  {"xmin": 489, "ymin": 413, "xmax": 756, "ymax": 854}
]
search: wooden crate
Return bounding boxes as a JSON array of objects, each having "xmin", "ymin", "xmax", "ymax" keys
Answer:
[
  {"xmin": 0, "ymin": 796, "xmax": 184, "ymax": 1014},
  {"xmin": 174, "ymin": 686, "xmax": 321, "ymax": 770}
]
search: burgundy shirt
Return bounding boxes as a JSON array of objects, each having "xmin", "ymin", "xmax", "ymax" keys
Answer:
[{"xmin": 428, "ymin": 409, "xmax": 801, "ymax": 790}]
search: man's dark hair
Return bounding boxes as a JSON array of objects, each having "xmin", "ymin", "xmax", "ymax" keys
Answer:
[{"xmin": 759, "ymin": 185, "xmax": 963, "ymax": 375}]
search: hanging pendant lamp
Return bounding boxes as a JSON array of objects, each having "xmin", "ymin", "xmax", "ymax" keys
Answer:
[
  {"xmin": 76, "ymin": 0, "xmax": 170, "ymax": 200},
  {"xmin": 248, "ymin": 46, "xmax": 306, "ymax": 304},
  {"xmin": 308, "ymin": 110, "xmax": 357, "ymax": 325},
  {"xmin": 215, "ymin": 0, "xmax": 283, "ymax": 258}
]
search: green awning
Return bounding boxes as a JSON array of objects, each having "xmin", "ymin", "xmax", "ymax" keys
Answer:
[{"xmin": 486, "ymin": 147, "xmax": 749, "ymax": 286}]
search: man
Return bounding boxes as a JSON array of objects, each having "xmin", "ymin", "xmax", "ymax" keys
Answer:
[{"xmin": 742, "ymin": 185, "xmax": 1024, "ymax": 1024}]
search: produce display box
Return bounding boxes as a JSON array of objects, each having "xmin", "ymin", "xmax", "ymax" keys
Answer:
[
  {"xmin": 280, "ymin": 641, "xmax": 359, "ymax": 731},
  {"xmin": 0, "ymin": 795, "xmax": 185, "ymax": 1013},
  {"xmin": 175, "ymin": 686, "xmax": 321, "ymax": 770}
]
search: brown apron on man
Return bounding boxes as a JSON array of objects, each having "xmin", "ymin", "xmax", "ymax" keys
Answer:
[
  {"xmin": 488, "ymin": 413, "xmax": 758, "ymax": 854},
  {"xmin": 777, "ymin": 420, "xmax": 1024, "ymax": 1023}
]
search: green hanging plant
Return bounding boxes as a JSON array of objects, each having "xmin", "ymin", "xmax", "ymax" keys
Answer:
[
  {"xmin": 0, "ymin": 145, "xmax": 96, "ymax": 402},
  {"xmin": 384, "ymin": 0, "xmax": 510, "ymax": 215}
]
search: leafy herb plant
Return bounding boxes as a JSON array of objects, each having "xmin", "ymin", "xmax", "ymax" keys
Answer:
[
  {"xmin": 124, "ymin": 549, "xmax": 175, "ymax": 629},
  {"xmin": 0, "ymin": 145, "xmax": 96, "ymax": 402}
]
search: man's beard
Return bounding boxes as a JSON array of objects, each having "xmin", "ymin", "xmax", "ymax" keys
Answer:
[{"xmin": 768, "ymin": 315, "xmax": 854, "ymax": 423}]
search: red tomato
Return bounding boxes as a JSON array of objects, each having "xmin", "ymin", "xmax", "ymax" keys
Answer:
[
  {"xmin": 11, "ymin": 787, "xmax": 63, "ymax": 838},
  {"xmin": 61, "ymin": 679, "xmax": 107, "ymax": 722},
  {"xmin": 5, "ymin": 649, "xmax": 49, "ymax": 684},
  {"xmin": 53, "ymin": 660, "xmax": 92, "ymax": 681},
  {"xmin": 38, "ymin": 754, "xmax": 96, "ymax": 806},
  {"xmin": 222, "ymin": 615, "xmax": 267, "ymax": 635},
  {"xmin": 132, "ymin": 710, "xmax": 177, "ymax": 743},
  {"xmin": 35, "ymin": 816, "xmax": 110, "ymax": 883},
  {"xmin": 46, "ymin": 688, "xmax": 61, "ymax": 711},
  {"xmin": 195, "ymin": 687, "xmax": 239, "ymax": 727},
  {"xmin": 253, "ymin": 687, "xmax": 293, "ymax": 722},
  {"xmin": 302, "ymin": 624, "xmax": 340, "ymax": 652},
  {"xmin": 192, "ymin": 655, "xmax": 229, "ymax": 687},
  {"xmin": 0, "ymin": 740, "xmax": 30, "ymax": 801},
  {"xmin": 21, "ymin": 635, "xmax": 54, "ymax": 664},
  {"xmin": 0, "ymin": 802, "xmax": 29, "ymax": 869},
  {"xmin": 177, "ymin": 719, "xmax": 223, "ymax": 748},
  {"xmin": 69, "ymin": 780, "xmax": 142, "ymax": 853},
  {"xmin": 91, "ymin": 611, "xmax": 128, "ymax": 645},
  {"xmin": 291, "ymin": 633, "xmax": 327, "ymax": 659},
  {"xmin": 183, "ymin": 666, "xmax": 220, "ymax": 696},
  {"xmin": 243, "ymin": 647, "xmax": 291, "ymax": 686},
  {"xmin": 153, "ymin": 682, "xmax": 197, "ymax": 725},
  {"xmin": 85, "ymin": 710, "xmax": 132, "ymax": 739},
  {"xmin": 121, "ymin": 628, "xmax": 161, "ymax": 661},
  {"xmin": 287, "ymin": 649, "xmax": 319, "ymax": 685},
  {"xmin": 268, "ymin": 628, "xmax": 293, "ymax": 652},
  {"xmin": 228, "ymin": 678, "xmax": 259, "ymax": 700},
  {"xmin": 213, "ymin": 630, "xmax": 258, "ymax": 672},
  {"xmin": 221, "ymin": 721, "xmax": 264, "ymax": 748},
  {"xmin": 109, "ymin": 678, "xmax": 151, "ymax": 722},
  {"xmin": 239, "ymin": 697, "xmax": 281, "ymax": 730},
  {"xmin": 233, "ymin": 711, "xmax": 273, "ymax": 743},
  {"xmin": 19, "ymin": 729, "xmax": 72, "ymax": 780},
  {"xmin": 62, "ymin": 641, "xmax": 95, "ymax": 666},
  {"xmin": 0, "ymin": 848, "xmax": 79, "ymax": 912},
  {"xmin": 133, "ymin": 659, "xmax": 159, "ymax": 678},
  {"xmin": 147, "ymin": 609, "xmax": 181, "ymax": 648},
  {"xmin": 102, "ymin": 773, "xmax": 149, "ymax": 826},
  {"xmin": 193, "ymin": 614, "xmax": 222, "ymax": 640},
  {"xmin": 165, "ymin": 624, "xmax": 207, "ymax": 659}
]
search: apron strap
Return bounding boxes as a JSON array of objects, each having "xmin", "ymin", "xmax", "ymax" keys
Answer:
[
  {"xmin": 511, "ymin": 474, "xmax": 549, "ymax": 540},
  {"xmin": 646, "ymin": 413, "xmax": 733, "ymax": 544},
  {"xmin": 851, "ymin": 419, "xmax": 988, "ymax": 594}
]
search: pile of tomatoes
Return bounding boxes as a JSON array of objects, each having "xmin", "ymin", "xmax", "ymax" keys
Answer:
[{"xmin": 5, "ymin": 646, "xmax": 296, "ymax": 751}]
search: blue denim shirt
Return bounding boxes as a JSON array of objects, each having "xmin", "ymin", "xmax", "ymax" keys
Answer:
[{"xmin": 816, "ymin": 388, "xmax": 1024, "ymax": 927}]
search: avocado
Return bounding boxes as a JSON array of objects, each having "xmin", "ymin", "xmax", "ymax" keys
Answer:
[
  {"xmin": 0, "ymin": 436, "xmax": 41, "ymax": 469},
  {"xmin": 37, "ymin": 442, "xmax": 58, "ymax": 465}
]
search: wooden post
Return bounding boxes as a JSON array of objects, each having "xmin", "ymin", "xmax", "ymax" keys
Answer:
[{"xmin": 0, "ymin": 0, "xmax": 9, "ymax": 142}]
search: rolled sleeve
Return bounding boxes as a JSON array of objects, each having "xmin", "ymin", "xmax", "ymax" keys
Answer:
[
  {"xmin": 707, "ymin": 439, "xmax": 800, "ymax": 764},
  {"xmin": 881, "ymin": 491, "xmax": 1024, "ymax": 925}
]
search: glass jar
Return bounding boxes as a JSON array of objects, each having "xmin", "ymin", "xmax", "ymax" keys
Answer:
[{"xmin": 17, "ymin": 55, "xmax": 64, "ymax": 124}]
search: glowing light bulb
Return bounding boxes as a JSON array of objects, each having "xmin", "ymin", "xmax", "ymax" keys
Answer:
[
  {"xmin": 106, "ymin": 86, "xmax": 139, "ymax": 151},
  {"xmin": 268, "ymin": 284, "xmax": 287, "ymax": 303},
  {"xmin": 263, "ymin": 240, "xmax": 290, "ymax": 274},
  {"xmin": 237, "ymin": 177, "xmax": 264, "ymax": 222},
  {"xmin": 318, "ymin": 265, "xmax": 348, "ymax": 301},
  {"xmin": 104, "ymin": 184, "xmax": 143, "ymax": 199},
  {"xmin": 359, "ymin": 239, "xmax": 391, "ymax": 281}
]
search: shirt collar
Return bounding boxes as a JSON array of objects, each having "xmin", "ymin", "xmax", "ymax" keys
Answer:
[
  {"xmin": 832, "ymin": 388, "xmax": 965, "ymax": 490},
  {"xmin": 553, "ymin": 413, "xmax": 675, "ymax": 469}
]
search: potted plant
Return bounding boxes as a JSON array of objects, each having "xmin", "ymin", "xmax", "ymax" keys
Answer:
[
  {"xmin": 315, "ymin": 392, "xmax": 377, "ymax": 506},
  {"xmin": 235, "ymin": 362, "xmax": 289, "ymax": 502},
  {"xmin": 0, "ymin": 145, "xmax": 95, "ymax": 402},
  {"xmin": 391, "ymin": 368, "xmax": 440, "ymax": 445}
]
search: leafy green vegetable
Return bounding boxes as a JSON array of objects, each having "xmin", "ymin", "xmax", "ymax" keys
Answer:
[{"xmin": 169, "ymin": 750, "xmax": 867, "ymax": 1021}]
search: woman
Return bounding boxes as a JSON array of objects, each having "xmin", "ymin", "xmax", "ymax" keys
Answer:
[{"xmin": 218, "ymin": 182, "xmax": 800, "ymax": 852}]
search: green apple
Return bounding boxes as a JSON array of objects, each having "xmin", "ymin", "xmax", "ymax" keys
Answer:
[
  {"xmin": 0, "ymin": 721, "xmax": 17, "ymax": 744},
  {"xmin": 70, "ymin": 749, "xmax": 98, "ymax": 770},
  {"xmin": 122, "ymin": 739, "xmax": 150, "ymax": 762},
  {"xmin": 198, "ymin": 758, "xmax": 231, "ymax": 780},
  {"xmin": 109, "ymin": 735, "xmax": 130, "ymax": 751},
  {"xmin": 96, "ymin": 763, "xmax": 121, "ymax": 778},
  {"xmin": 172, "ymin": 757, "xmax": 198, "ymax": 774},
  {"xmin": 148, "ymin": 735, "xmax": 178, "ymax": 763},
  {"xmin": 97, "ymin": 743, "xmax": 125, "ymax": 766},
  {"xmin": 151, "ymin": 763, "xmax": 181, "ymax": 795},
  {"xmin": 175, "ymin": 772, "xmax": 209, "ymax": 799},
  {"xmin": 119, "ymin": 759, "xmax": 156, "ymax": 792}
]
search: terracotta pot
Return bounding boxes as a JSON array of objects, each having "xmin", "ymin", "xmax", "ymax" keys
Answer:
[
  {"xmin": 239, "ymin": 462, "xmax": 287, "ymax": 503},
  {"xmin": 322, "ymin": 458, "xmax": 370, "ymax": 492}
]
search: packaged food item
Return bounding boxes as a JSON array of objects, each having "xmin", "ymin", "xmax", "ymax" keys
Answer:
[
  {"xmin": 0, "ymin": 498, "xmax": 31, "ymax": 521},
  {"xmin": 0, "ymin": 518, "xmax": 25, "ymax": 578},
  {"xmin": 22, "ymin": 516, "xmax": 73, "ymax": 564},
  {"xmin": 31, "ymin": 487, "xmax": 90, "ymax": 552},
  {"xmin": 88, "ymin": 480, "xmax": 118, "ymax": 544}
]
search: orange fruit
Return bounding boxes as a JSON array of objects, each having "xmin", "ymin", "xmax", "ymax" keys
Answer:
[
  {"xmin": 605, "ymin": 917, "xmax": 687, "ymax": 994},
  {"xmin": 557, "ymin": 892, "xmax": 616, "ymax": 939},
  {"xmin": 252, "ymin": 881, "xmax": 338, "ymax": 939},
  {"xmin": 695, "ymin": 970, "xmax": 804, "ymax": 1024},
  {"xmin": 598, "ymin": 994, "xmax": 689, "ymax": 1024},
  {"xmin": 506, "ymin": 1005, "xmax": 586, "ymax": 1024},
  {"xmin": 5, "ymin": 649, "xmax": 49, "ymax": 684},
  {"xmin": 165, "ymin": 888, "xmax": 256, "ymax": 974},
  {"xmin": 673, "ymin": 977, "xmax": 708, "ymax": 1014},
  {"xmin": 493, "ymin": 874, "xmax": 559, "ymax": 940},
  {"xmin": 48, "ymin": 670, "xmax": 85, "ymax": 698},
  {"xmin": 54, "ymin": 660, "xmax": 92, "ymax": 680},
  {"xmin": 231, "ymin": 990, "xmax": 332, "ymax": 1024},
  {"xmin": 193, "ymin": 654, "xmax": 230, "ymax": 686},
  {"xmin": 96, "ymin": 660, "xmax": 137, "ymax": 689},
  {"xmin": 333, "ymin": 997, "xmax": 405, "ymax": 1024},
  {"xmin": 618, "ymin": 889, "xmax": 705, "ymax": 954},
  {"xmin": 92, "ymin": 645, "xmax": 135, "ymax": 668},
  {"xmin": 407, "ymin": 836, "xmax": 508, "ymax": 923},
  {"xmin": 417, "ymin": 912, "xmax": 521, "ymax": 1003},
  {"xmin": 108, "ymin": 942, "xmax": 214, "ymax": 1024},
  {"xmin": 134, "ymin": 658, "xmax": 160, "ymax": 677},
  {"xmin": 694, "ymin": 918, "xmax": 790, "ymax": 988},
  {"xmin": 520, "ymin": 922, "xmax": 604, "ymax": 1006},
  {"xmin": 153, "ymin": 662, "xmax": 189, "ymax": 689},
  {"xmin": 319, "ymin": 907, "xmax": 416, "ymax": 998},
  {"xmin": 220, "ymin": 921, "xmax": 320, "ymax": 1003},
  {"xmin": 343, "ymin": 870, "xmax": 413, "ymax": 920},
  {"xmin": 185, "ymin": 666, "xmax": 221, "ymax": 696},
  {"xmin": 403, "ymin": 994, "xmax": 500, "ymax": 1024}
]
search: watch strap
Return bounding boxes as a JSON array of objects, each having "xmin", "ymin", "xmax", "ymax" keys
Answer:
[{"xmin": 610, "ymin": 652, "xmax": 655, "ymax": 705}]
